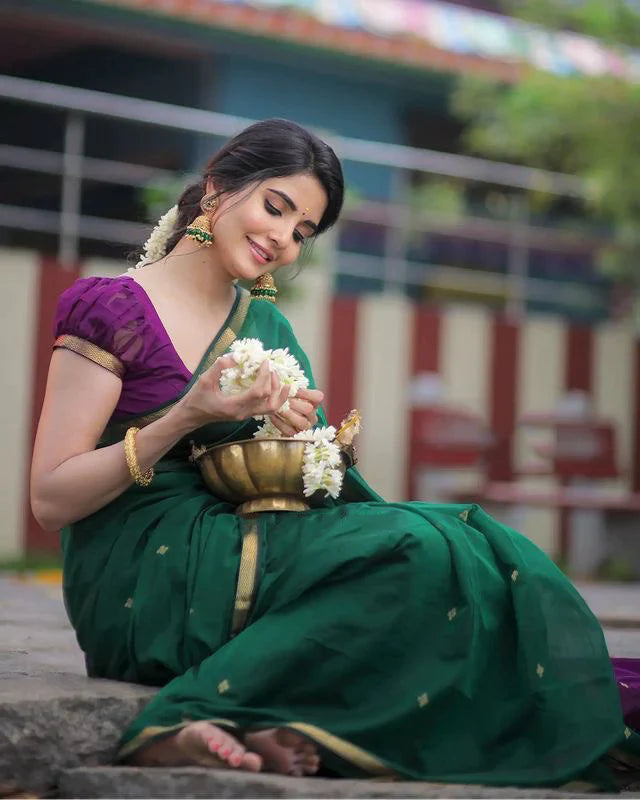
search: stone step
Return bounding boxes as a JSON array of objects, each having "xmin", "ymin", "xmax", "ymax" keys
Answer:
[
  {"xmin": 56, "ymin": 766, "xmax": 611, "ymax": 799},
  {"xmin": 0, "ymin": 674, "xmax": 156, "ymax": 796},
  {"xmin": 2, "ymin": 577, "xmax": 639, "ymax": 798},
  {"xmin": 1, "ymin": 678, "xmax": 638, "ymax": 799}
]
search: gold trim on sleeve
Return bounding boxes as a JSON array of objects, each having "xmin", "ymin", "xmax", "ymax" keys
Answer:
[
  {"xmin": 54, "ymin": 334, "xmax": 124, "ymax": 377},
  {"xmin": 230, "ymin": 521, "xmax": 260, "ymax": 637}
]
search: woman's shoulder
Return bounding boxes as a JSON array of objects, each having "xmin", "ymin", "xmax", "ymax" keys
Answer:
[
  {"xmin": 55, "ymin": 273, "xmax": 145, "ymax": 330},
  {"xmin": 54, "ymin": 274, "xmax": 151, "ymax": 365},
  {"xmin": 57, "ymin": 273, "xmax": 140, "ymax": 315}
]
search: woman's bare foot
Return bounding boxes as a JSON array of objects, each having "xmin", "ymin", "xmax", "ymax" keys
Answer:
[
  {"xmin": 245, "ymin": 728, "xmax": 320, "ymax": 776},
  {"xmin": 129, "ymin": 721, "xmax": 262, "ymax": 771}
]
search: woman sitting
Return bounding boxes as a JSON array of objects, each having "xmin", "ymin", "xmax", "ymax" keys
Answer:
[{"xmin": 31, "ymin": 118, "xmax": 640, "ymax": 786}]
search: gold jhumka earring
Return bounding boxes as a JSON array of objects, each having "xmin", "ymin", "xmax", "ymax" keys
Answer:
[
  {"xmin": 250, "ymin": 273, "xmax": 278, "ymax": 303},
  {"xmin": 186, "ymin": 195, "xmax": 218, "ymax": 246}
]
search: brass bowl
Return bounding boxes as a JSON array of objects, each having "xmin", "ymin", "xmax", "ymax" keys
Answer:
[{"xmin": 194, "ymin": 437, "xmax": 351, "ymax": 515}]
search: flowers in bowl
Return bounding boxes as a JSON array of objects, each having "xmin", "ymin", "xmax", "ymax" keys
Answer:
[{"xmin": 219, "ymin": 338, "xmax": 359, "ymax": 500}]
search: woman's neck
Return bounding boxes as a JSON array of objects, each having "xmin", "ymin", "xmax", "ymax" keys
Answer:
[{"xmin": 156, "ymin": 238, "xmax": 235, "ymax": 310}]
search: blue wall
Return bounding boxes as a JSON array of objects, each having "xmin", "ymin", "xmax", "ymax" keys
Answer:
[{"xmin": 214, "ymin": 54, "xmax": 413, "ymax": 200}]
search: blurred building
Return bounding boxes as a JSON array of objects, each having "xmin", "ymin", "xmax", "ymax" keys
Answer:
[
  {"xmin": 4, "ymin": 0, "xmax": 636, "ymax": 316},
  {"xmin": 1, "ymin": 0, "xmax": 639, "ymax": 566}
]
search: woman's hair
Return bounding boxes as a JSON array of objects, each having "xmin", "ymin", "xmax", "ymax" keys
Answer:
[{"xmin": 164, "ymin": 119, "xmax": 344, "ymax": 253}]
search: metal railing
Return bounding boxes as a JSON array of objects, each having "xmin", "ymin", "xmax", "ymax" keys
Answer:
[{"xmin": 0, "ymin": 74, "xmax": 605, "ymax": 317}]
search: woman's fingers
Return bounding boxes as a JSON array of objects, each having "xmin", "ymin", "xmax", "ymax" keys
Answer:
[
  {"xmin": 199, "ymin": 357, "xmax": 323, "ymax": 424},
  {"xmin": 287, "ymin": 397, "xmax": 313, "ymax": 417},
  {"xmin": 276, "ymin": 407, "xmax": 310, "ymax": 433},
  {"xmin": 295, "ymin": 387, "xmax": 324, "ymax": 407},
  {"xmin": 202, "ymin": 354, "xmax": 237, "ymax": 388},
  {"xmin": 269, "ymin": 414, "xmax": 297, "ymax": 437},
  {"xmin": 286, "ymin": 397, "xmax": 318, "ymax": 429},
  {"xmin": 252, "ymin": 361, "xmax": 273, "ymax": 399},
  {"xmin": 242, "ymin": 364, "xmax": 289, "ymax": 416}
]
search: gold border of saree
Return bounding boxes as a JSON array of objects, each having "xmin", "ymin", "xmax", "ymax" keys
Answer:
[
  {"xmin": 230, "ymin": 520, "xmax": 260, "ymax": 637},
  {"xmin": 286, "ymin": 723, "xmax": 397, "ymax": 778},
  {"xmin": 118, "ymin": 718, "xmax": 397, "ymax": 778}
]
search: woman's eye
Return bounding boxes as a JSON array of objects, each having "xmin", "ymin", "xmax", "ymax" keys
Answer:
[
  {"xmin": 293, "ymin": 230, "xmax": 305, "ymax": 245},
  {"xmin": 265, "ymin": 200, "xmax": 281, "ymax": 216}
]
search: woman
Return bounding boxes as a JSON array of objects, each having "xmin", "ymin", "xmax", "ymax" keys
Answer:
[{"xmin": 31, "ymin": 119, "xmax": 640, "ymax": 786}]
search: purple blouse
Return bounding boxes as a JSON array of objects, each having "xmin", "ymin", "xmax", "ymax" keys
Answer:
[{"xmin": 54, "ymin": 275, "xmax": 193, "ymax": 418}]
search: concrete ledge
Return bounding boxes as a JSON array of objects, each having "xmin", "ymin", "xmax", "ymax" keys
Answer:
[
  {"xmin": 0, "ymin": 674, "xmax": 156, "ymax": 795},
  {"xmin": 56, "ymin": 767, "xmax": 611, "ymax": 799},
  {"xmin": 2, "ymin": 577, "xmax": 640, "ymax": 798}
]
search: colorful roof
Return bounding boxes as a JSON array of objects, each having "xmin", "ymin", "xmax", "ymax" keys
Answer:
[{"xmin": 90, "ymin": 0, "xmax": 640, "ymax": 82}]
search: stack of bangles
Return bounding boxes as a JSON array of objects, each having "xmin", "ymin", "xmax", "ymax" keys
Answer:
[{"xmin": 124, "ymin": 426, "xmax": 154, "ymax": 487}]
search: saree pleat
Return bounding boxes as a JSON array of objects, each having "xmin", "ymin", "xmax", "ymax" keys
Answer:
[{"xmin": 61, "ymin": 293, "xmax": 640, "ymax": 787}]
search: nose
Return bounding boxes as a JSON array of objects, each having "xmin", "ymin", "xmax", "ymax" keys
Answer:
[{"xmin": 268, "ymin": 220, "xmax": 297, "ymax": 250}]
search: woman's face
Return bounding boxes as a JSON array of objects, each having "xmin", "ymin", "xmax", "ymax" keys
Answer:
[{"xmin": 206, "ymin": 172, "xmax": 328, "ymax": 282}]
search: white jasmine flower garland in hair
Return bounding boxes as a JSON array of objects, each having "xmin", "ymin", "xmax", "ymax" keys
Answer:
[
  {"xmin": 136, "ymin": 205, "xmax": 179, "ymax": 267},
  {"xmin": 219, "ymin": 338, "xmax": 344, "ymax": 499}
]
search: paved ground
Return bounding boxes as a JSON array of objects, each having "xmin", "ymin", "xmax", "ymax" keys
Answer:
[{"xmin": 1, "ymin": 574, "xmax": 639, "ymax": 798}]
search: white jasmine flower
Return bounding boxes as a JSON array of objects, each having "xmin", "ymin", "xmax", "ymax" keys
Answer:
[
  {"xmin": 230, "ymin": 338, "xmax": 268, "ymax": 367},
  {"xmin": 136, "ymin": 205, "xmax": 179, "ymax": 267},
  {"xmin": 270, "ymin": 348, "xmax": 309, "ymax": 393},
  {"xmin": 302, "ymin": 465, "xmax": 343, "ymax": 499},
  {"xmin": 253, "ymin": 418, "xmax": 282, "ymax": 439},
  {"xmin": 219, "ymin": 339, "xmax": 345, "ymax": 500},
  {"xmin": 293, "ymin": 426, "xmax": 336, "ymax": 442},
  {"xmin": 320, "ymin": 469, "xmax": 343, "ymax": 499},
  {"xmin": 219, "ymin": 366, "xmax": 243, "ymax": 394}
]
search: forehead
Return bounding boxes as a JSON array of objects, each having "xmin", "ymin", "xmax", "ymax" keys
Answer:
[{"xmin": 263, "ymin": 174, "xmax": 327, "ymax": 220}]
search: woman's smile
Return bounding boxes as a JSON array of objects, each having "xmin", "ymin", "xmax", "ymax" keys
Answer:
[{"xmin": 247, "ymin": 237, "xmax": 274, "ymax": 265}]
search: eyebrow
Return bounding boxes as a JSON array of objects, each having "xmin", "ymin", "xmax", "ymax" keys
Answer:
[{"xmin": 267, "ymin": 188, "xmax": 318, "ymax": 234}]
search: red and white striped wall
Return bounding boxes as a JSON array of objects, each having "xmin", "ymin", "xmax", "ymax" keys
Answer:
[{"xmin": 3, "ymin": 249, "xmax": 639, "ymax": 559}]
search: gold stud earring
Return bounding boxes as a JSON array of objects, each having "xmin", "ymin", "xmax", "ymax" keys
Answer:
[
  {"xmin": 201, "ymin": 195, "xmax": 219, "ymax": 213},
  {"xmin": 250, "ymin": 272, "xmax": 278, "ymax": 303},
  {"xmin": 185, "ymin": 196, "xmax": 218, "ymax": 246}
]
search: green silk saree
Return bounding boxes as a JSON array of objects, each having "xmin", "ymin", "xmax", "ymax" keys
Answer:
[{"xmin": 61, "ymin": 289, "xmax": 639, "ymax": 787}]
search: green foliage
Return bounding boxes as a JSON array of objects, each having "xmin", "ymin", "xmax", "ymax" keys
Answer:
[
  {"xmin": 503, "ymin": 0, "xmax": 640, "ymax": 48},
  {"xmin": 409, "ymin": 178, "xmax": 466, "ymax": 220},
  {"xmin": 141, "ymin": 176, "xmax": 189, "ymax": 221},
  {"xmin": 595, "ymin": 555, "xmax": 638, "ymax": 582},
  {"xmin": 451, "ymin": 1, "xmax": 640, "ymax": 298}
]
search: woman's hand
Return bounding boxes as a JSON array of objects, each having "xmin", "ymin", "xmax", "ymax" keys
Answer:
[
  {"xmin": 268, "ymin": 386, "xmax": 325, "ymax": 437},
  {"xmin": 175, "ymin": 355, "xmax": 290, "ymax": 429}
]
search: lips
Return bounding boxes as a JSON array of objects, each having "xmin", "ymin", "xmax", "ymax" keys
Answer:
[{"xmin": 247, "ymin": 237, "xmax": 273, "ymax": 264}]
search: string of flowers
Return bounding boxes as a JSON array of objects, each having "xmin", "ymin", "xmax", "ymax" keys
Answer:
[
  {"xmin": 220, "ymin": 338, "xmax": 344, "ymax": 499},
  {"xmin": 136, "ymin": 205, "xmax": 179, "ymax": 267}
]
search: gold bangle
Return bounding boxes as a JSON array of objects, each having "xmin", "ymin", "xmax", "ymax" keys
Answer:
[{"xmin": 124, "ymin": 426, "xmax": 154, "ymax": 487}]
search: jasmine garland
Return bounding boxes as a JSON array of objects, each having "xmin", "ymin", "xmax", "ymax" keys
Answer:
[{"xmin": 220, "ymin": 338, "xmax": 344, "ymax": 499}]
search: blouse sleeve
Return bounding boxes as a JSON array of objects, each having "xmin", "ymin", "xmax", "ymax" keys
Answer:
[{"xmin": 53, "ymin": 277, "xmax": 146, "ymax": 378}]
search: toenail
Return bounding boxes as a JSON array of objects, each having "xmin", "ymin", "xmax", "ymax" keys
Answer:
[
  {"xmin": 221, "ymin": 748, "xmax": 230, "ymax": 758},
  {"xmin": 230, "ymin": 754, "xmax": 241, "ymax": 766}
]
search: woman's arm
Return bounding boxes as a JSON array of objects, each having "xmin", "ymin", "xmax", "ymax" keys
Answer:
[
  {"xmin": 31, "ymin": 350, "xmax": 290, "ymax": 531},
  {"xmin": 31, "ymin": 350, "xmax": 196, "ymax": 531}
]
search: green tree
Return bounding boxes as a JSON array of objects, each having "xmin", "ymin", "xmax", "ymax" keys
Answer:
[{"xmin": 450, "ymin": 0, "xmax": 640, "ymax": 313}]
